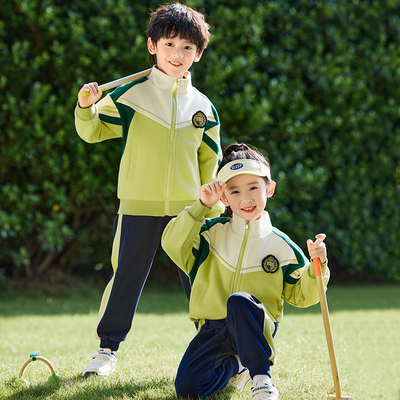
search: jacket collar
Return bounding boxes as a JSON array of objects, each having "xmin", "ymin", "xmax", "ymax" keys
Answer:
[
  {"xmin": 230, "ymin": 211, "xmax": 273, "ymax": 238},
  {"xmin": 148, "ymin": 65, "xmax": 191, "ymax": 94}
]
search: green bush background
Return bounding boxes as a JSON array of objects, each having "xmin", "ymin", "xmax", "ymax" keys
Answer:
[{"xmin": 0, "ymin": 0, "xmax": 398, "ymax": 282}]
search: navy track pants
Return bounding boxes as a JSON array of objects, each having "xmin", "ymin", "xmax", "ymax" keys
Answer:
[
  {"xmin": 95, "ymin": 214, "xmax": 191, "ymax": 351},
  {"xmin": 175, "ymin": 292, "xmax": 279, "ymax": 399}
]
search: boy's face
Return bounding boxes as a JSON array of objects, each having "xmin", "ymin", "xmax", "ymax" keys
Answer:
[
  {"xmin": 220, "ymin": 174, "xmax": 276, "ymax": 221},
  {"xmin": 147, "ymin": 36, "xmax": 203, "ymax": 79}
]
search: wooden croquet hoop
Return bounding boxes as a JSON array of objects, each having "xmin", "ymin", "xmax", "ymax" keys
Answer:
[{"xmin": 19, "ymin": 355, "xmax": 57, "ymax": 379}]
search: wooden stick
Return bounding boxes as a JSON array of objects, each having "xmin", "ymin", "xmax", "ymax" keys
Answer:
[
  {"xmin": 82, "ymin": 68, "xmax": 152, "ymax": 97},
  {"xmin": 314, "ymin": 258, "xmax": 353, "ymax": 400}
]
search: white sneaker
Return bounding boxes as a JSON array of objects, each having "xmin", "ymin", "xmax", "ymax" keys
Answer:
[
  {"xmin": 251, "ymin": 380, "xmax": 279, "ymax": 400},
  {"xmin": 227, "ymin": 368, "xmax": 251, "ymax": 391},
  {"xmin": 82, "ymin": 348, "xmax": 117, "ymax": 377}
]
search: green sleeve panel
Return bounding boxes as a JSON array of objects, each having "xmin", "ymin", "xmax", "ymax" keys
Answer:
[
  {"xmin": 189, "ymin": 216, "xmax": 230, "ymax": 284},
  {"xmin": 272, "ymin": 227, "xmax": 330, "ymax": 308},
  {"xmin": 161, "ymin": 200, "xmax": 210, "ymax": 276},
  {"xmin": 198, "ymin": 96, "xmax": 223, "ymax": 218},
  {"xmin": 74, "ymin": 98, "xmax": 122, "ymax": 143},
  {"xmin": 198, "ymin": 137, "xmax": 224, "ymax": 217},
  {"xmin": 108, "ymin": 77, "xmax": 148, "ymax": 155},
  {"xmin": 202, "ymin": 102, "xmax": 220, "ymax": 155}
]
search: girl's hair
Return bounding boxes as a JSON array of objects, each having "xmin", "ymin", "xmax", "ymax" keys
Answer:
[
  {"xmin": 146, "ymin": 3, "xmax": 211, "ymax": 65},
  {"xmin": 218, "ymin": 142, "xmax": 272, "ymax": 218}
]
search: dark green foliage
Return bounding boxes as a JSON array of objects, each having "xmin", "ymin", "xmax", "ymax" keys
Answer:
[
  {"xmin": 196, "ymin": 0, "xmax": 399, "ymax": 281},
  {"xmin": 0, "ymin": 0, "xmax": 153, "ymax": 277},
  {"xmin": 0, "ymin": 0, "xmax": 398, "ymax": 281}
]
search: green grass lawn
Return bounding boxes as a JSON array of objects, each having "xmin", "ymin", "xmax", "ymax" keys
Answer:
[{"xmin": 0, "ymin": 280, "xmax": 399, "ymax": 399}]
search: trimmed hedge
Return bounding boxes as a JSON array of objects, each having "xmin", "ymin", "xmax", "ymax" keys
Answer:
[
  {"xmin": 0, "ymin": 0, "xmax": 398, "ymax": 281},
  {"xmin": 196, "ymin": 0, "xmax": 400, "ymax": 280}
]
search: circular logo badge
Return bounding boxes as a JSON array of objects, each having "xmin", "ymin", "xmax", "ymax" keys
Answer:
[
  {"xmin": 261, "ymin": 255, "xmax": 279, "ymax": 274},
  {"xmin": 192, "ymin": 111, "xmax": 207, "ymax": 128},
  {"xmin": 230, "ymin": 163, "xmax": 244, "ymax": 171}
]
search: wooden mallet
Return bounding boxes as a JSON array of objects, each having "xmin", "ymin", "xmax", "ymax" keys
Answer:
[
  {"xmin": 314, "ymin": 257, "xmax": 353, "ymax": 399},
  {"xmin": 82, "ymin": 68, "xmax": 152, "ymax": 97}
]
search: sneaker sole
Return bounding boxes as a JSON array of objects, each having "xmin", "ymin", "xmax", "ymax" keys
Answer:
[{"xmin": 83, "ymin": 371, "xmax": 99, "ymax": 377}]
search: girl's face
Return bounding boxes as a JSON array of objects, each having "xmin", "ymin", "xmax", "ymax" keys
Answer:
[
  {"xmin": 147, "ymin": 36, "xmax": 202, "ymax": 80},
  {"xmin": 221, "ymin": 174, "xmax": 276, "ymax": 221}
]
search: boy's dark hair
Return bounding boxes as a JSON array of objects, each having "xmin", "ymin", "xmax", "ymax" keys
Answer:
[
  {"xmin": 218, "ymin": 143, "xmax": 272, "ymax": 218},
  {"xmin": 146, "ymin": 2, "xmax": 210, "ymax": 65}
]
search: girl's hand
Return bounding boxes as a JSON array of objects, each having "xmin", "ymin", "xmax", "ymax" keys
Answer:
[
  {"xmin": 307, "ymin": 233, "xmax": 327, "ymax": 264},
  {"xmin": 78, "ymin": 82, "xmax": 103, "ymax": 108},
  {"xmin": 200, "ymin": 180, "xmax": 226, "ymax": 209}
]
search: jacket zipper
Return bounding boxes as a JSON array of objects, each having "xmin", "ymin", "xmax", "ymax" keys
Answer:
[
  {"xmin": 165, "ymin": 79, "xmax": 179, "ymax": 215},
  {"xmin": 231, "ymin": 220, "xmax": 250, "ymax": 293}
]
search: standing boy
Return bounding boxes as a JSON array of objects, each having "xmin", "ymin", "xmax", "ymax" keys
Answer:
[{"xmin": 75, "ymin": 2, "xmax": 222, "ymax": 376}]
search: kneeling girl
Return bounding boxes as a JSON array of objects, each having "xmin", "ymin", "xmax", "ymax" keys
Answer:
[{"xmin": 162, "ymin": 142, "xmax": 329, "ymax": 399}]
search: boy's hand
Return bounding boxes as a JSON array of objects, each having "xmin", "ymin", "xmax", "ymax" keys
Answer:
[
  {"xmin": 307, "ymin": 233, "xmax": 327, "ymax": 264},
  {"xmin": 78, "ymin": 83, "xmax": 103, "ymax": 108},
  {"xmin": 200, "ymin": 180, "xmax": 225, "ymax": 209}
]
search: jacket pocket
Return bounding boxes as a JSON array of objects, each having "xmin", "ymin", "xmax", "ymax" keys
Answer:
[
  {"xmin": 128, "ymin": 143, "xmax": 139, "ymax": 180},
  {"xmin": 189, "ymin": 282, "xmax": 205, "ymax": 318}
]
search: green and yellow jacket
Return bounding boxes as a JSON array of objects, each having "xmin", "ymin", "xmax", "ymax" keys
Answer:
[
  {"xmin": 75, "ymin": 66, "xmax": 222, "ymax": 217},
  {"xmin": 162, "ymin": 200, "xmax": 330, "ymax": 327}
]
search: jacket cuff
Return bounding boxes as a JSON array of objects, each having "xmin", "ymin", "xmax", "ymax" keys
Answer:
[
  {"xmin": 75, "ymin": 101, "xmax": 96, "ymax": 120},
  {"xmin": 309, "ymin": 259, "xmax": 328, "ymax": 277},
  {"xmin": 187, "ymin": 199, "xmax": 211, "ymax": 221}
]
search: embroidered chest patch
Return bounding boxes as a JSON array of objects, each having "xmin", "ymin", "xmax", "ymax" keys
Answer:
[
  {"xmin": 262, "ymin": 255, "xmax": 279, "ymax": 274},
  {"xmin": 192, "ymin": 111, "xmax": 207, "ymax": 128}
]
